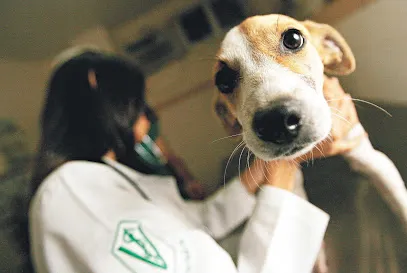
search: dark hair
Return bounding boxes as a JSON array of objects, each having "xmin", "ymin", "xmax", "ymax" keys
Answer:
[
  {"xmin": 31, "ymin": 51, "xmax": 146, "ymax": 191},
  {"xmin": 15, "ymin": 51, "xmax": 146, "ymax": 272}
]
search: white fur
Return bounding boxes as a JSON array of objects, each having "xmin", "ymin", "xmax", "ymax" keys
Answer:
[{"xmin": 219, "ymin": 27, "xmax": 331, "ymax": 160}]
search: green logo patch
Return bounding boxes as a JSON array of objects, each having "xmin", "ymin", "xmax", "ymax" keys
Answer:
[{"xmin": 112, "ymin": 221, "xmax": 174, "ymax": 272}]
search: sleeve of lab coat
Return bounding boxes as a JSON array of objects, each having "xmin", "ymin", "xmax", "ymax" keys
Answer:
[
  {"xmin": 184, "ymin": 177, "xmax": 257, "ymax": 239},
  {"xmin": 237, "ymin": 185, "xmax": 330, "ymax": 273},
  {"xmin": 184, "ymin": 169, "xmax": 309, "ymax": 240},
  {"xmin": 343, "ymin": 124, "xmax": 407, "ymax": 227}
]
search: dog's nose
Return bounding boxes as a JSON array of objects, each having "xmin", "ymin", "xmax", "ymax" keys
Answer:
[{"xmin": 252, "ymin": 103, "xmax": 302, "ymax": 144}]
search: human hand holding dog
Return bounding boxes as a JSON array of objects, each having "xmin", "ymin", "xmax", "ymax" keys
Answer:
[
  {"xmin": 241, "ymin": 158, "xmax": 299, "ymax": 193},
  {"xmin": 241, "ymin": 77, "xmax": 368, "ymax": 193},
  {"xmin": 299, "ymin": 76, "xmax": 367, "ymax": 161}
]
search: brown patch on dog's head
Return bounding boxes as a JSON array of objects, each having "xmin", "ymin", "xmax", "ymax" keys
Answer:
[
  {"xmin": 239, "ymin": 15, "xmax": 313, "ymax": 76},
  {"xmin": 238, "ymin": 15, "xmax": 355, "ymax": 76}
]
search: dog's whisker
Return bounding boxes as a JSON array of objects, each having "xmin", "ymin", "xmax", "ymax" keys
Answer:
[
  {"xmin": 263, "ymin": 158, "xmax": 274, "ymax": 179},
  {"xmin": 290, "ymin": 159, "xmax": 300, "ymax": 168},
  {"xmin": 238, "ymin": 145, "xmax": 247, "ymax": 186},
  {"xmin": 211, "ymin": 133, "xmax": 243, "ymax": 143},
  {"xmin": 315, "ymin": 145, "xmax": 325, "ymax": 159},
  {"xmin": 331, "ymin": 112, "xmax": 352, "ymax": 126},
  {"xmin": 326, "ymin": 133, "xmax": 333, "ymax": 142},
  {"xmin": 326, "ymin": 97, "xmax": 392, "ymax": 117},
  {"xmin": 321, "ymin": 138, "xmax": 330, "ymax": 152},
  {"xmin": 298, "ymin": 155, "xmax": 307, "ymax": 163},
  {"xmin": 329, "ymin": 106, "xmax": 345, "ymax": 114},
  {"xmin": 223, "ymin": 141, "xmax": 245, "ymax": 189},
  {"xmin": 351, "ymin": 98, "xmax": 393, "ymax": 117},
  {"xmin": 246, "ymin": 150, "xmax": 254, "ymax": 179},
  {"xmin": 262, "ymin": 160, "xmax": 272, "ymax": 185},
  {"xmin": 247, "ymin": 150, "xmax": 263, "ymax": 192}
]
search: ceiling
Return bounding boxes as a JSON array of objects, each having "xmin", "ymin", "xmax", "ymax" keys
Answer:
[{"xmin": 0, "ymin": 0, "xmax": 164, "ymax": 60}]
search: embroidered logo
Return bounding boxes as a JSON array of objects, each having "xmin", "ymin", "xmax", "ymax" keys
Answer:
[{"xmin": 112, "ymin": 221, "xmax": 174, "ymax": 272}]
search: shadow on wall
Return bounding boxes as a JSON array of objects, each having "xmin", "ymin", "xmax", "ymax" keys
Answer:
[{"xmin": 357, "ymin": 102, "xmax": 407, "ymax": 180}]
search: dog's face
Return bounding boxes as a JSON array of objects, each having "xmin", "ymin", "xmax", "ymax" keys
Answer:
[{"xmin": 214, "ymin": 15, "xmax": 355, "ymax": 160}]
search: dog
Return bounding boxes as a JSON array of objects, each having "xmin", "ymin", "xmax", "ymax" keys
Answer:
[
  {"xmin": 212, "ymin": 14, "xmax": 356, "ymax": 273},
  {"xmin": 213, "ymin": 14, "xmax": 407, "ymax": 272},
  {"xmin": 213, "ymin": 14, "xmax": 355, "ymax": 160}
]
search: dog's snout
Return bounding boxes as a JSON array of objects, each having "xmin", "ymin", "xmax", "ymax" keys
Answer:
[{"xmin": 252, "ymin": 101, "xmax": 302, "ymax": 145}]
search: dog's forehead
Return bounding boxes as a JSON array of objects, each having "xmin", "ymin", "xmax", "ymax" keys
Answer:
[
  {"xmin": 239, "ymin": 14, "xmax": 308, "ymax": 39},
  {"xmin": 218, "ymin": 14, "xmax": 319, "ymax": 76}
]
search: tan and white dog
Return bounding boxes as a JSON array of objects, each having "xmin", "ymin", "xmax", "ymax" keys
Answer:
[
  {"xmin": 213, "ymin": 14, "xmax": 407, "ymax": 272},
  {"xmin": 212, "ymin": 15, "xmax": 356, "ymax": 273},
  {"xmin": 213, "ymin": 14, "xmax": 355, "ymax": 160}
]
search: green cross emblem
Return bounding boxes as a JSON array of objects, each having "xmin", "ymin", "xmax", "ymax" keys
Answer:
[{"xmin": 112, "ymin": 221, "xmax": 173, "ymax": 272}]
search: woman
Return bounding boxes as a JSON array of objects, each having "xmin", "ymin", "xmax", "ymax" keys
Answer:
[{"xmin": 28, "ymin": 50, "xmax": 370, "ymax": 273}]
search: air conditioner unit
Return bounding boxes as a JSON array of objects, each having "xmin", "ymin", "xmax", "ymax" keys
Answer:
[
  {"xmin": 121, "ymin": 0, "xmax": 249, "ymax": 76},
  {"xmin": 124, "ymin": 23, "xmax": 187, "ymax": 76}
]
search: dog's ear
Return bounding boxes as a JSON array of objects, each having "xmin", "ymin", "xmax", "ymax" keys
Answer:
[
  {"xmin": 213, "ymin": 94, "xmax": 242, "ymax": 136},
  {"xmin": 303, "ymin": 20, "xmax": 356, "ymax": 75}
]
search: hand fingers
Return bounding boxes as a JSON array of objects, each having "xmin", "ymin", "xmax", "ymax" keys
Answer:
[
  {"xmin": 334, "ymin": 132, "xmax": 367, "ymax": 153},
  {"xmin": 323, "ymin": 77, "xmax": 345, "ymax": 100},
  {"xmin": 329, "ymin": 93, "xmax": 361, "ymax": 141},
  {"xmin": 322, "ymin": 132, "xmax": 367, "ymax": 157},
  {"xmin": 297, "ymin": 130, "xmax": 367, "ymax": 162}
]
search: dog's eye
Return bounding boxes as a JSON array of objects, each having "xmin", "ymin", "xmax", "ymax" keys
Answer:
[
  {"xmin": 282, "ymin": 29, "xmax": 304, "ymax": 51},
  {"xmin": 215, "ymin": 62, "xmax": 239, "ymax": 94}
]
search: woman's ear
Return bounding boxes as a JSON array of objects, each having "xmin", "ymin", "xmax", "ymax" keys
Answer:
[
  {"xmin": 303, "ymin": 20, "xmax": 356, "ymax": 75},
  {"xmin": 213, "ymin": 94, "xmax": 242, "ymax": 137},
  {"xmin": 132, "ymin": 114, "xmax": 151, "ymax": 143}
]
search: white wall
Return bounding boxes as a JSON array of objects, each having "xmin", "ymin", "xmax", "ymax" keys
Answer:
[
  {"xmin": 0, "ymin": 59, "xmax": 50, "ymax": 151},
  {"xmin": 145, "ymin": 36, "xmax": 238, "ymax": 189},
  {"xmin": 335, "ymin": 0, "xmax": 407, "ymax": 105},
  {"xmin": 0, "ymin": 25, "xmax": 116, "ymax": 153}
]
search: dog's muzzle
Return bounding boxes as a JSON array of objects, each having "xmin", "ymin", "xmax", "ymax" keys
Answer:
[
  {"xmin": 253, "ymin": 101, "xmax": 302, "ymax": 145},
  {"xmin": 252, "ymin": 98, "xmax": 316, "ymax": 148}
]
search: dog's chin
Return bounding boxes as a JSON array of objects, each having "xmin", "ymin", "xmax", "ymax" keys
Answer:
[
  {"xmin": 281, "ymin": 143, "xmax": 315, "ymax": 159},
  {"xmin": 244, "ymin": 133, "xmax": 326, "ymax": 161},
  {"xmin": 250, "ymin": 143, "xmax": 314, "ymax": 161},
  {"xmin": 243, "ymin": 123, "xmax": 331, "ymax": 161}
]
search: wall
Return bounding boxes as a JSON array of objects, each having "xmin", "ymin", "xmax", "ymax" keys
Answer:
[
  {"xmin": 145, "ymin": 36, "xmax": 238, "ymax": 190},
  {"xmin": 335, "ymin": 0, "xmax": 407, "ymax": 105},
  {"xmin": 0, "ymin": 59, "xmax": 50, "ymax": 151},
  {"xmin": 332, "ymin": 0, "xmax": 407, "ymax": 177}
]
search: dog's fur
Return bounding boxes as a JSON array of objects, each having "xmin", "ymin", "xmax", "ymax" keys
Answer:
[
  {"xmin": 213, "ymin": 14, "xmax": 357, "ymax": 273},
  {"xmin": 213, "ymin": 15, "xmax": 355, "ymax": 160}
]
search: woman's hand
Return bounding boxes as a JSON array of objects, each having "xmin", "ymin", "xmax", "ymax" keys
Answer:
[
  {"xmin": 261, "ymin": 160, "xmax": 299, "ymax": 191},
  {"xmin": 184, "ymin": 180, "xmax": 206, "ymax": 200},
  {"xmin": 241, "ymin": 158, "xmax": 299, "ymax": 193},
  {"xmin": 299, "ymin": 76, "xmax": 367, "ymax": 161}
]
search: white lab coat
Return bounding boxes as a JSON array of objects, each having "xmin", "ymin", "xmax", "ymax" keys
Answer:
[
  {"xmin": 29, "ymin": 125, "xmax": 406, "ymax": 273},
  {"xmin": 29, "ymin": 158, "xmax": 328, "ymax": 273}
]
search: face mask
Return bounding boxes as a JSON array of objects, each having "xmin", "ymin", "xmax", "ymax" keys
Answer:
[{"xmin": 134, "ymin": 135, "xmax": 167, "ymax": 166}]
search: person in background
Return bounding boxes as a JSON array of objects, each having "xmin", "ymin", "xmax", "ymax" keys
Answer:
[
  {"xmin": 132, "ymin": 104, "xmax": 205, "ymax": 200},
  {"xmin": 26, "ymin": 49, "xmax": 403, "ymax": 273},
  {"xmin": 25, "ymin": 49, "xmax": 333, "ymax": 273}
]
